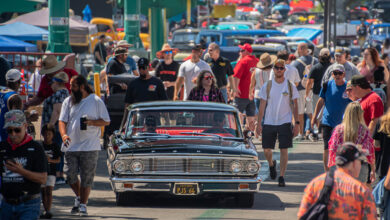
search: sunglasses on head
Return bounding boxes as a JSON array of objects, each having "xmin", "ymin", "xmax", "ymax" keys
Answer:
[
  {"xmin": 7, "ymin": 127, "xmax": 21, "ymax": 134},
  {"xmin": 332, "ymin": 70, "xmax": 344, "ymax": 75},
  {"xmin": 273, "ymin": 66, "xmax": 285, "ymax": 71},
  {"xmin": 164, "ymin": 51, "xmax": 173, "ymax": 55},
  {"xmin": 204, "ymin": 75, "xmax": 214, "ymax": 80}
]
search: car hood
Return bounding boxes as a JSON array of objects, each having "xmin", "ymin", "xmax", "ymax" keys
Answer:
[{"xmin": 118, "ymin": 138, "xmax": 257, "ymax": 158}]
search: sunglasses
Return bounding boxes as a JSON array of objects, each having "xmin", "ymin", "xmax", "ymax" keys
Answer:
[
  {"xmin": 273, "ymin": 66, "xmax": 285, "ymax": 71},
  {"xmin": 332, "ymin": 71, "xmax": 344, "ymax": 75},
  {"xmin": 164, "ymin": 51, "xmax": 173, "ymax": 55},
  {"xmin": 7, "ymin": 127, "xmax": 22, "ymax": 134},
  {"xmin": 239, "ymin": 49, "xmax": 245, "ymax": 52},
  {"xmin": 204, "ymin": 75, "xmax": 214, "ymax": 80}
]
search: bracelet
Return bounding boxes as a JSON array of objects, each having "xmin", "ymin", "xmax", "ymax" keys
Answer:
[{"xmin": 62, "ymin": 135, "xmax": 68, "ymax": 139}]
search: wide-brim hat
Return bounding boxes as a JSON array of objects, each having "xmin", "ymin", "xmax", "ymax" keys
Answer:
[
  {"xmin": 257, "ymin": 53, "xmax": 277, "ymax": 69},
  {"xmin": 116, "ymin": 40, "xmax": 133, "ymax": 48},
  {"xmin": 156, "ymin": 43, "xmax": 179, "ymax": 59},
  {"xmin": 114, "ymin": 47, "xmax": 128, "ymax": 56},
  {"xmin": 40, "ymin": 54, "xmax": 66, "ymax": 75}
]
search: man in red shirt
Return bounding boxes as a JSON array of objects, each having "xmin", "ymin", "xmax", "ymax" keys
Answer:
[
  {"xmin": 24, "ymin": 55, "xmax": 78, "ymax": 109},
  {"xmin": 350, "ymin": 75, "xmax": 384, "ymax": 135},
  {"xmin": 233, "ymin": 43, "xmax": 259, "ymax": 129}
]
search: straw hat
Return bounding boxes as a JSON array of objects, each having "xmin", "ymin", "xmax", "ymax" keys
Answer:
[
  {"xmin": 114, "ymin": 47, "xmax": 128, "ymax": 56},
  {"xmin": 116, "ymin": 40, "xmax": 133, "ymax": 48},
  {"xmin": 40, "ymin": 55, "xmax": 66, "ymax": 75},
  {"xmin": 257, "ymin": 53, "xmax": 277, "ymax": 69},
  {"xmin": 156, "ymin": 44, "xmax": 179, "ymax": 59}
]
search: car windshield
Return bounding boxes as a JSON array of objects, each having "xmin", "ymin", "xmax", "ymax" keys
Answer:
[
  {"xmin": 125, "ymin": 110, "xmax": 242, "ymax": 139},
  {"xmin": 173, "ymin": 33, "xmax": 198, "ymax": 43},
  {"xmin": 373, "ymin": 27, "xmax": 390, "ymax": 35}
]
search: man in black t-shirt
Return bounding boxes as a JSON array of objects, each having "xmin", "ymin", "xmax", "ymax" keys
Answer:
[
  {"xmin": 94, "ymin": 35, "xmax": 107, "ymax": 65},
  {"xmin": 124, "ymin": 58, "xmax": 168, "ymax": 107},
  {"xmin": 0, "ymin": 110, "xmax": 47, "ymax": 219},
  {"xmin": 206, "ymin": 43, "xmax": 235, "ymax": 103},
  {"xmin": 106, "ymin": 47, "xmax": 129, "ymax": 92},
  {"xmin": 155, "ymin": 44, "xmax": 180, "ymax": 100}
]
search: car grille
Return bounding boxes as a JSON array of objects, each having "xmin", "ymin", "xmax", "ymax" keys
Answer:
[{"xmin": 135, "ymin": 157, "xmax": 253, "ymax": 176}]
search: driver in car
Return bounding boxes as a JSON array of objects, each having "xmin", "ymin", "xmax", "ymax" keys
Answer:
[
  {"xmin": 203, "ymin": 112, "xmax": 228, "ymax": 134},
  {"xmin": 143, "ymin": 115, "xmax": 157, "ymax": 133}
]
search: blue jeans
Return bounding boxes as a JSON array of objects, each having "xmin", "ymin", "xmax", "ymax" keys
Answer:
[
  {"xmin": 1, "ymin": 197, "xmax": 41, "ymax": 220},
  {"xmin": 220, "ymin": 87, "xmax": 228, "ymax": 104}
]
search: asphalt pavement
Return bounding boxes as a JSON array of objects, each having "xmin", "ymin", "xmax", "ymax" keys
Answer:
[{"xmin": 49, "ymin": 139, "xmax": 325, "ymax": 220}]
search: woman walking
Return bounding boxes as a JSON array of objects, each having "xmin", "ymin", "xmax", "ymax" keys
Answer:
[
  {"xmin": 328, "ymin": 102, "xmax": 376, "ymax": 184},
  {"xmin": 357, "ymin": 47, "xmax": 389, "ymax": 83},
  {"xmin": 187, "ymin": 70, "xmax": 225, "ymax": 103}
]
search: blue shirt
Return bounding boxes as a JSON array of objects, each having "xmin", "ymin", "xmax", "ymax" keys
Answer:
[
  {"xmin": 0, "ymin": 89, "xmax": 16, "ymax": 141},
  {"xmin": 107, "ymin": 56, "xmax": 137, "ymax": 74},
  {"xmin": 319, "ymin": 80, "xmax": 351, "ymax": 127}
]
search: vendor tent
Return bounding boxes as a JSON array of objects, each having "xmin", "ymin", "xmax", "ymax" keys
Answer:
[
  {"xmin": 0, "ymin": 36, "xmax": 37, "ymax": 52},
  {"xmin": 0, "ymin": 22, "xmax": 48, "ymax": 41}
]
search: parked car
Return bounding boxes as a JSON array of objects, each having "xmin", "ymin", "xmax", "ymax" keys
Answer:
[
  {"xmin": 254, "ymin": 38, "xmax": 290, "ymax": 53},
  {"xmin": 365, "ymin": 23, "xmax": 390, "ymax": 51},
  {"xmin": 107, "ymin": 101, "xmax": 261, "ymax": 207},
  {"xmin": 170, "ymin": 28, "xmax": 200, "ymax": 52},
  {"xmin": 270, "ymin": 36, "xmax": 319, "ymax": 57}
]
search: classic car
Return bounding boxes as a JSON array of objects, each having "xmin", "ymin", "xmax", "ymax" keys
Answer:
[{"xmin": 107, "ymin": 101, "xmax": 261, "ymax": 207}]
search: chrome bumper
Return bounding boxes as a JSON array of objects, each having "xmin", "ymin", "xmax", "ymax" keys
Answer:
[{"xmin": 110, "ymin": 175, "xmax": 262, "ymax": 194}]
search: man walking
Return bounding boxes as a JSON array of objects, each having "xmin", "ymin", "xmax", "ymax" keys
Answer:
[
  {"xmin": 125, "ymin": 58, "xmax": 168, "ymax": 107},
  {"xmin": 321, "ymin": 47, "xmax": 359, "ymax": 84},
  {"xmin": 291, "ymin": 43, "xmax": 318, "ymax": 140},
  {"xmin": 94, "ymin": 34, "xmax": 107, "ymax": 65},
  {"xmin": 297, "ymin": 143, "xmax": 376, "ymax": 219},
  {"xmin": 206, "ymin": 43, "xmax": 235, "ymax": 103},
  {"xmin": 255, "ymin": 59, "xmax": 299, "ymax": 187},
  {"xmin": 0, "ymin": 69, "xmax": 23, "ymax": 141},
  {"xmin": 174, "ymin": 45, "xmax": 211, "ymax": 100},
  {"xmin": 233, "ymin": 43, "xmax": 259, "ymax": 128},
  {"xmin": 312, "ymin": 65, "xmax": 351, "ymax": 171},
  {"xmin": 155, "ymin": 44, "xmax": 180, "ymax": 100},
  {"xmin": 0, "ymin": 110, "xmax": 47, "ymax": 219},
  {"xmin": 59, "ymin": 75, "xmax": 110, "ymax": 217}
]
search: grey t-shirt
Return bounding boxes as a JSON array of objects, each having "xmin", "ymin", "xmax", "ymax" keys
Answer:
[
  {"xmin": 291, "ymin": 55, "xmax": 318, "ymax": 91},
  {"xmin": 321, "ymin": 61, "xmax": 359, "ymax": 84}
]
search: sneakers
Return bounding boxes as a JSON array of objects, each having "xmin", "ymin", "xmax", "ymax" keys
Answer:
[
  {"xmin": 40, "ymin": 211, "xmax": 53, "ymax": 219},
  {"xmin": 56, "ymin": 177, "xmax": 66, "ymax": 185},
  {"xmin": 308, "ymin": 133, "xmax": 316, "ymax": 142},
  {"xmin": 79, "ymin": 204, "xmax": 88, "ymax": 217},
  {"xmin": 293, "ymin": 134, "xmax": 304, "ymax": 141},
  {"xmin": 269, "ymin": 160, "xmax": 277, "ymax": 180},
  {"xmin": 71, "ymin": 197, "xmax": 80, "ymax": 214},
  {"xmin": 278, "ymin": 176, "xmax": 286, "ymax": 187}
]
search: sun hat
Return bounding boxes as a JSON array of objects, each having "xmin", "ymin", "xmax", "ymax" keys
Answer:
[
  {"xmin": 5, "ymin": 69, "xmax": 22, "ymax": 82},
  {"xmin": 116, "ymin": 40, "xmax": 133, "ymax": 48},
  {"xmin": 40, "ymin": 55, "xmax": 66, "ymax": 75},
  {"xmin": 257, "ymin": 53, "xmax": 277, "ymax": 69},
  {"xmin": 4, "ymin": 110, "xmax": 26, "ymax": 128},
  {"xmin": 114, "ymin": 47, "xmax": 128, "ymax": 56},
  {"xmin": 156, "ymin": 43, "xmax": 179, "ymax": 59}
]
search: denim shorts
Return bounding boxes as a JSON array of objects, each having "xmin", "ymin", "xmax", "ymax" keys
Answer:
[
  {"xmin": 1, "ymin": 197, "xmax": 41, "ymax": 220},
  {"xmin": 64, "ymin": 151, "xmax": 99, "ymax": 187}
]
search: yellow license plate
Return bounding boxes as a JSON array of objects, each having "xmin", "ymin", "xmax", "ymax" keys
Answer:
[{"xmin": 174, "ymin": 183, "xmax": 198, "ymax": 195}]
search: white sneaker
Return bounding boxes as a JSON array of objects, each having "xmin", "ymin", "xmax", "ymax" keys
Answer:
[
  {"xmin": 79, "ymin": 204, "xmax": 88, "ymax": 217},
  {"xmin": 71, "ymin": 197, "xmax": 80, "ymax": 214},
  {"xmin": 293, "ymin": 134, "xmax": 304, "ymax": 141}
]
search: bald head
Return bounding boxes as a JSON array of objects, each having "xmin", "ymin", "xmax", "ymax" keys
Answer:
[{"xmin": 297, "ymin": 43, "xmax": 309, "ymax": 56}]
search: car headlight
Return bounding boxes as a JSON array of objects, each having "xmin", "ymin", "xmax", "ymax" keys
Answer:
[
  {"xmin": 247, "ymin": 161, "xmax": 260, "ymax": 174},
  {"xmin": 130, "ymin": 160, "xmax": 144, "ymax": 173},
  {"xmin": 230, "ymin": 161, "xmax": 243, "ymax": 174},
  {"xmin": 113, "ymin": 160, "xmax": 127, "ymax": 173}
]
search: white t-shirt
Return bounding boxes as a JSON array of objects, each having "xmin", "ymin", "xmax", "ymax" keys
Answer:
[
  {"xmin": 254, "ymin": 68, "xmax": 271, "ymax": 98},
  {"xmin": 269, "ymin": 64, "xmax": 300, "ymax": 85},
  {"xmin": 59, "ymin": 94, "xmax": 110, "ymax": 152},
  {"xmin": 178, "ymin": 59, "xmax": 212, "ymax": 100},
  {"xmin": 259, "ymin": 78, "xmax": 300, "ymax": 125}
]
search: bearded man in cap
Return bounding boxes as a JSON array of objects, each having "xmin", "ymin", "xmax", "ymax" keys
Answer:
[
  {"xmin": 24, "ymin": 54, "xmax": 78, "ymax": 110},
  {"xmin": 106, "ymin": 40, "xmax": 139, "ymax": 76}
]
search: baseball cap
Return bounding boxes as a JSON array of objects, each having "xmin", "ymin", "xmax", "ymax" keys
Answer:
[
  {"xmin": 335, "ymin": 142, "xmax": 367, "ymax": 166},
  {"xmin": 4, "ymin": 110, "xmax": 26, "ymax": 128},
  {"xmin": 350, "ymin": 75, "xmax": 371, "ymax": 89},
  {"xmin": 5, "ymin": 69, "xmax": 22, "ymax": 82},
  {"xmin": 352, "ymin": 55, "xmax": 360, "ymax": 63},
  {"xmin": 138, "ymin": 57, "xmax": 149, "ymax": 68},
  {"xmin": 331, "ymin": 64, "xmax": 345, "ymax": 73},
  {"xmin": 334, "ymin": 47, "xmax": 346, "ymax": 56},
  {"xmin": 319, "ymin": 48, "xmax": 330, "ymax": 56},
  {"xmin": 191, "ymin": 44, "xmax": 203, "ymax": 51},
  {"xmin": 239, "ymin": 43, "xmax": 253, "ymax": 53}
]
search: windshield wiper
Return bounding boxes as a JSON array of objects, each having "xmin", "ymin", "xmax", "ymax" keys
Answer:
[
  {"xmin": 179, "ymin": 132, "xmax": 225, "ymax": 140},
  {"xmin": 131, "ymin": 133, "xmax": 172, "ymax": 139}
]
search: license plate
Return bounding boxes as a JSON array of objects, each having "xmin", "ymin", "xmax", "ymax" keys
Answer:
[{"xmin": 174, "ymin": 183, "xmax": 199, "ymax": 195}]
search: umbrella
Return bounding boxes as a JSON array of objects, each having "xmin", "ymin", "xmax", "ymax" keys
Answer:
[
  {"xmin": 82, "ymin": 4, "xmax": 92, "ymax": 23},
  {"xmin": 0, "ymin": 22, "xmax": 48, "ymax": 41}
]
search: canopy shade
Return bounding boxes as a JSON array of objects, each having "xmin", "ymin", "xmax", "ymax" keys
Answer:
[
  {"xmin": 0, "ymin": 36, "xmax": 37, "ymax": 52},
  {"xmin": 0, "ymin": 22, "xmax": 48, "ymax": 41}
]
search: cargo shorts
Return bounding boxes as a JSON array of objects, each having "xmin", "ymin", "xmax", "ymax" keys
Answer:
[{"xmin": 64, "ymin": 151, "xmax": 99, "ymax": 187}]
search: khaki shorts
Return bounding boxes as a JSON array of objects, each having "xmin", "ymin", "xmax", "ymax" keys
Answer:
[
  {"xmin": 297, "ymin": 90, "xmax": 313, "ymax": 115},
  {"xmin": 41, "ymin": 175, "xmax": 56, "ymax": 187}
]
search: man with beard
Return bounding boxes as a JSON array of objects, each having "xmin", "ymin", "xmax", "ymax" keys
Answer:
[
  {"xmin": 59, "ymin": 75, "xmax": 110, "ymax": 217},
  {"xmin": 255, "ymin": 59, "xmax": 299, "ymax": 187},
  {"xmin": 124, "ymin": 58, "xmax": 167, "ymax": 107}
]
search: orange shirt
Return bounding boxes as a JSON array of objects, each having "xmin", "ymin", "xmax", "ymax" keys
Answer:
[{"xmin": 297, "ymin": 169, "xmax": 377, "ymax": 220}]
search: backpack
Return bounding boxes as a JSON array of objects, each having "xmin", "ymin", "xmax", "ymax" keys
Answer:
[
  {"xmin": 358, "ymin": 25, "xmax": 367, "ymax": 36},
  {"xmin": 296, "ymin": 58, "xmax": 315, "ymax": 89},
  {"xmin": 299, "ymin": 168, "xmax": 335, "ymax": 220},
  {"xmin": 266, "ymin": 79, "xmax": 294, "ymax": 111}
]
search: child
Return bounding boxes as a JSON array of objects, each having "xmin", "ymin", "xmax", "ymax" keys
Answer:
[{"xmin": 40, "ymin": 124, "xmax": 61, "ymax": 219}]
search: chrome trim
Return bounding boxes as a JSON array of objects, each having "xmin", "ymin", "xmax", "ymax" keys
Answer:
[
  {"xmin": 110, "ymin": 175, "xmax": 263, "ymax": 183},
  {"xmin": 116, "ymin": 155, "xmax": 257, "ymax": 160}
]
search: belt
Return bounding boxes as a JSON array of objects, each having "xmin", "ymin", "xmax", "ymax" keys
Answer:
[{"xmin": 4, "ymin": 193, "xmax": 40, "ymax": 205}]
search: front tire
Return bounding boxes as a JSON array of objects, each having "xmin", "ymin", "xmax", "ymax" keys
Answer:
[{"xmin": 235, "ymin": 193, "xmax": 254, "ymax": 208}]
